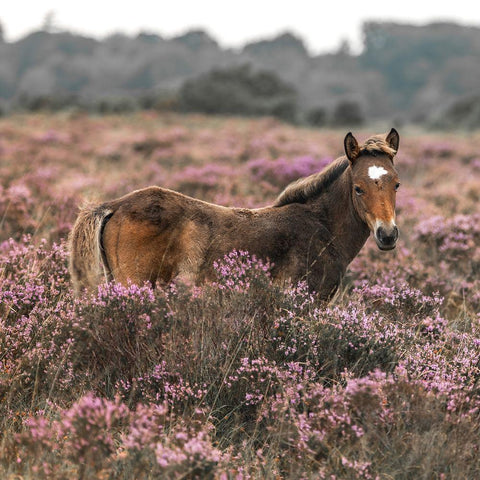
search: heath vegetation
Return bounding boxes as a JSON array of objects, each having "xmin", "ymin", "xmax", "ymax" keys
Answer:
[{"xmin": 1, "ymin": 112, "xmax": 479, "ymax": 478}]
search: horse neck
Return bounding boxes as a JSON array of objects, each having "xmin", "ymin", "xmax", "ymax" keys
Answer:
[{"xmin": 311, "ymin": 168, "xmax": 370, "ymax": 264}]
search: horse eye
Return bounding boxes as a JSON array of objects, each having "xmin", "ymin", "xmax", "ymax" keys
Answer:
[
  {"xmin": 354, "ymin": 185, "xmax": 364, "ymax": 195},
  {"xmin": 395, "ymin": 182, "xmax": 400, "ymax": 191}
]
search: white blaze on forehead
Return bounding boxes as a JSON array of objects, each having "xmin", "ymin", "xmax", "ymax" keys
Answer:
[{"xmin": 368, "ymin": 165, "xmax": 388, "ymax": 180}]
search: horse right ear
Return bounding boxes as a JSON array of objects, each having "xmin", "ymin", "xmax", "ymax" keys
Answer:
[
  {"xmin": 386, "ymin": 127, "xmax": 400, "ymax": 153},
  {"xmin": 344, "ymin": 132, "xmax": 360, "ymax": 163}
]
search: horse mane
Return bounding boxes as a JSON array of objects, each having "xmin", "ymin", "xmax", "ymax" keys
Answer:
[
  {"xmin": 274, "ymin": 157, "xmax": 349, "ymax": 207},
  {"xmin": 273, "ymin": 133, "xmax": 396, "ymax": 207},
  {"xmin": 359, "ymin": 134, "xmax": 397, "ymax": 158}
]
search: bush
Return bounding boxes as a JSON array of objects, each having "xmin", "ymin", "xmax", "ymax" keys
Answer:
[
  {"xmin": 16, "ymin": 93, "xmax": 83, "ymax": 112},
  {"xmin": 306, "ymin": 106, "xmax": 328, "ymax": 127},
  {"xmin": 331, "ymin": 100, "xmax": 365, "ymax": 126},
  {"xmin": 432, "ymin": 95, "xmax": 480, "ymax": 129},
  {"xmin": 178, "ymin": 64, "xmax": 298, "ymax": 121}
]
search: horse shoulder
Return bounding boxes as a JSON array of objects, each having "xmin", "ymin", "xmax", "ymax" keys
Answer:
[{"xmin": 266, "ymin": 203, "xmax": 347, "ymax": 297}]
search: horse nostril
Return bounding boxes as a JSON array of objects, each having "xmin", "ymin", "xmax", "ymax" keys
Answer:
[
  {"xmin": 377, "ymin": 226, "xmax": 385, "ymax": 239},
  {"xmin": 392, "ymin": 226, "xmax": 399, "ymax": 241},
  {"xmin": 377, "ymin": 225, "xmax": 398, "ymax": 245}
]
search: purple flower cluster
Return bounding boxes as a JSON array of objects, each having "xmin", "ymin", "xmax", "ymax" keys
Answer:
[
  {"xmin": 353, "ymin": 281, "xmax": 443, "ymax": 319},
  {"xmin": 247, "ymin": 155, "xmax": 333, "ymax": 186},
  {"xmin": 213, "ymin": 249, "xmax": 273, "ymax": 293},
  {"xmin": 21, "ymin": 395, "xmax": 226, "ymax": 478},
  {"xmin": 414, "ymin": 213, "xmax": 480, "ymax": 260},
  {"xmin": 2, "ymin": 237, "xmax": 479, "ymax": 478}
]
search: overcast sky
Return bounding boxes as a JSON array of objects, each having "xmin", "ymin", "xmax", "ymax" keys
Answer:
[{"xmin": 2, "ymin": 1, "xmax": 479, "ymax": 54}]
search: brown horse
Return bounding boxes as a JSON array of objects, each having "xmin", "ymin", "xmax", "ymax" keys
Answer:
[{"xmin": 69, "ymin": 128, "xmax": 400, "ymax": 300}]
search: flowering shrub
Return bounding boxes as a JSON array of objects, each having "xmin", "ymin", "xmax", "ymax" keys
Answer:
[
  {"xmin": 0, "ymin": 184, "xmax": 36, "ymax": 239},
  {"xmin": 247, "ymin": 155, "xmax": 332, "ymax": 186},
  {"xmin": 353, "ymin": 281, "xmax": 443, "ymax": 319},
  {"xmin": 19, "ymin": 397, "xmax": 226, "ymax": 479},
  {"xmin": 213, "ymin": 249, "xmax": 273, "ymax": 293},
  {"xmin": 1, "ymin": 114, "xmax": 480, "ymax": 479},
  {"xmin": 259, "ymin": 365, "xmax": 480, "ymax": 478},
  {"xmin": 20, "ymin": 394, "xmax": 129, "ymax": 477},
  {"xmin": 414, "ymin": 213, "xmax": 480, "ymax": 263}
]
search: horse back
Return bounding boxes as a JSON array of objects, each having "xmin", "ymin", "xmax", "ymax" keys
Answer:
[{"xmin": 100, "ymin": 186, "xmax": 342, "ymax": 295}]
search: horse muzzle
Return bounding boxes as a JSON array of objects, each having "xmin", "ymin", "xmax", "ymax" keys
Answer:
[{"xmin": 374, "ymin": 224, "xmax": 399, "ymax": 251}]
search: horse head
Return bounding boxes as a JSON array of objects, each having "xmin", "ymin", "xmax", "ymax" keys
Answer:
[{"xmin": 344, "ymin": 128, "xmax": 400, "ymax": 251}]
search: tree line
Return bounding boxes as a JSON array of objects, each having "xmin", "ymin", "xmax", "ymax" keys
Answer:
[{"xmin": 1, "ymin": 22, "xmax": 480, "ymax": 127}]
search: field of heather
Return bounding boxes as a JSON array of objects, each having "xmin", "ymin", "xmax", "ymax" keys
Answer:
[{"xmin": 1, "ymin": 112, "xmax": 480, "ymax": 479}]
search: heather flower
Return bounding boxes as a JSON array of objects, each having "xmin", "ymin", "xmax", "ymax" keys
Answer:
[
  {"xmin": 126, "ymin": 403, "xmax": 227, "ymax": 475},
  {"xmin": 414, "ymin": 213, "xmax": 480, "ymax": 262},
  {"xmin": 19, "ymin": 394, "xmax": 129, "ymax": 477},
  {"xmin": 213, "ymin": 249, "xmax": 273, "ymax": 293},
  {"xmin": 0, "ymin": 184, "xmax": 37, "ymax": 239},
  {"xmin": 247, "ymin": 155, "xmax": 332, "ymax": 186},
  {"xmin": 353, "ymin": 281, "xmax": 443, "ymax": 319}
]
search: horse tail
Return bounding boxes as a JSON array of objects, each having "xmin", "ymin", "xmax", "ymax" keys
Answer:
[{"xmin": 68, "ymin": 203, "xmax": 114, "ymax": 295}]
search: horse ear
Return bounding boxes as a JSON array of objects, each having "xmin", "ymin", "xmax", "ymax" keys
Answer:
[
  {"xmin": 344, "ymin": 132, "xmax": 360, "ymax": 163},
  {"xmin": 386, "ymin": 128, "xmax": 400, "ymax": 153}
]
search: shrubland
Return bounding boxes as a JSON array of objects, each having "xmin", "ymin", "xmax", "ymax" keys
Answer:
[{"xmin": 1, "ymin": 112, "xmax": 479, "ymax": 478}]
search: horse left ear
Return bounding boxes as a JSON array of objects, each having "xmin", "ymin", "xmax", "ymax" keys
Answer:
[{"xmin": 386, "ymin": 128, "xmax": 400, "ymax": 153}]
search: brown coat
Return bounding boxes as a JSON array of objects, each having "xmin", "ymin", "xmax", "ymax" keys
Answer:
[{"xmin": 69, "ymin": 129, "xmax": 400, "ymax": 300}]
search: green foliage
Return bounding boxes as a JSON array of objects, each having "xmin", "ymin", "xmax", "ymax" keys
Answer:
[
  {"xmin": 178, "ymin": 64, "xmax": 298, "ymax": 121},
  {"xmin": 2, "ymin": 24, "xmax": 480, "ymax": 124},
  {"xmin": 360, "ymin": 22, "xmax": 479, "ymax": 108},
  {"xmin": 432, "ymin": 95, "xmax": 480, "ymax": 129},
  {"xmin": 243, "ymin": 32, "xmax": 308, "ymax": 57},
  {"xmin": 305, "ymin": 106, "xmax": 328, "ymax": 127},
  {"xmin": 17, "ymin": 93, "xmax": 82, "ymax": 112},
  {"xmin": 331, "ymin": 100, "xmax": 365, "ymax": 127},
  {"xmin": 15, "ymin": 91, "xmax": 179, "ymax": 114},
  {"xmin": 304, "ymin": 102, "xmax": 365, "ymax": 128},
  {"xmin": 173, "ymin": 29, "xmax": 218, "ymax": 51}
]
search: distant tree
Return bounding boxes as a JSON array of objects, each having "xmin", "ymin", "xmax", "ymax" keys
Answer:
[
  {"xmin": 178, "ymin": 64, "xmax": 298, "ymax": 121},
  {"xmin": 433, "ymin": 95, "xmax": 480, "ymax": 129},
  {"xmin": 17, "ymin": 65, "xmax": 56, "ymax": 97},
  {"xmin": 306, "ymin": 106, "xmax": 327, "ymax": 127},
  {"xmin": 360, "ymin": 22, "xmax": 480, "ymax": 109},
  {"xmin": 336, "ymin": 39, "xmax": 352, "ymax": 56},
  {"xmin": 331, "ymin": 100, "xmax": 364, "ymax": 126},
  {"xmin": 243, "ymin": 32, "xmax": 308, "ymax": 57},
  {"xmin": 96, "ymin": 96, "xmax": 138, "ymax": 114},
  {"xmin": 173, "ymin": 30, "xmax": 218, "ymax": 51},
  {"xmin": 2, "ymin": 21, "xmax": 480, "ymax": 123},
  {"xmin": 42, "ymin": 11, "xmax": 56, "ymax": 33},
  {"xmin": 137, "ymin": 32, "xmax": 162, "ymax": 44}
]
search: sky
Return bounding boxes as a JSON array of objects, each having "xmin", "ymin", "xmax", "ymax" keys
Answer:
[{"xmin": 2, "ymin": 1, "xmax": 479, "ymax": 54}]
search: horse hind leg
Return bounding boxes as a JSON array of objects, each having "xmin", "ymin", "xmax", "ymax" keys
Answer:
[{"xmin": 101, "ymin": 214, "xmax": 179, "ymax": 288}]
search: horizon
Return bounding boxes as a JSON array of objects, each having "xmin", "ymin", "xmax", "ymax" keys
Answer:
[
  {"xmin": 2, "ymin": 1, "xmax": 480, "ymax": 55},
  {"xmin": 2, "ymin": 18, "xmax": 479, "ymax": 57}
]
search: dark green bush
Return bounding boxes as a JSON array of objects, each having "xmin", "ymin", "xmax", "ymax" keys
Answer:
[
  {"xmin": 178, "ymin": 64, "xmax": 298, "ymax": 121},
  {"xmin": 432, "ymin": 95, "xmax": 480, "ymax": 129},
  {"xmin": 306, "ymin": 106, "xmax": 328, "ymax": 127},
  {"xmin": 331, "ymin": 100, "xmax": 365, "ymax": 126}
]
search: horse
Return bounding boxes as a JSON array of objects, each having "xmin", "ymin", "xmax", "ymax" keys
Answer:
[{"xmin": 69, "ymin": 128, "xmax": 400, "ymax": 300}]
